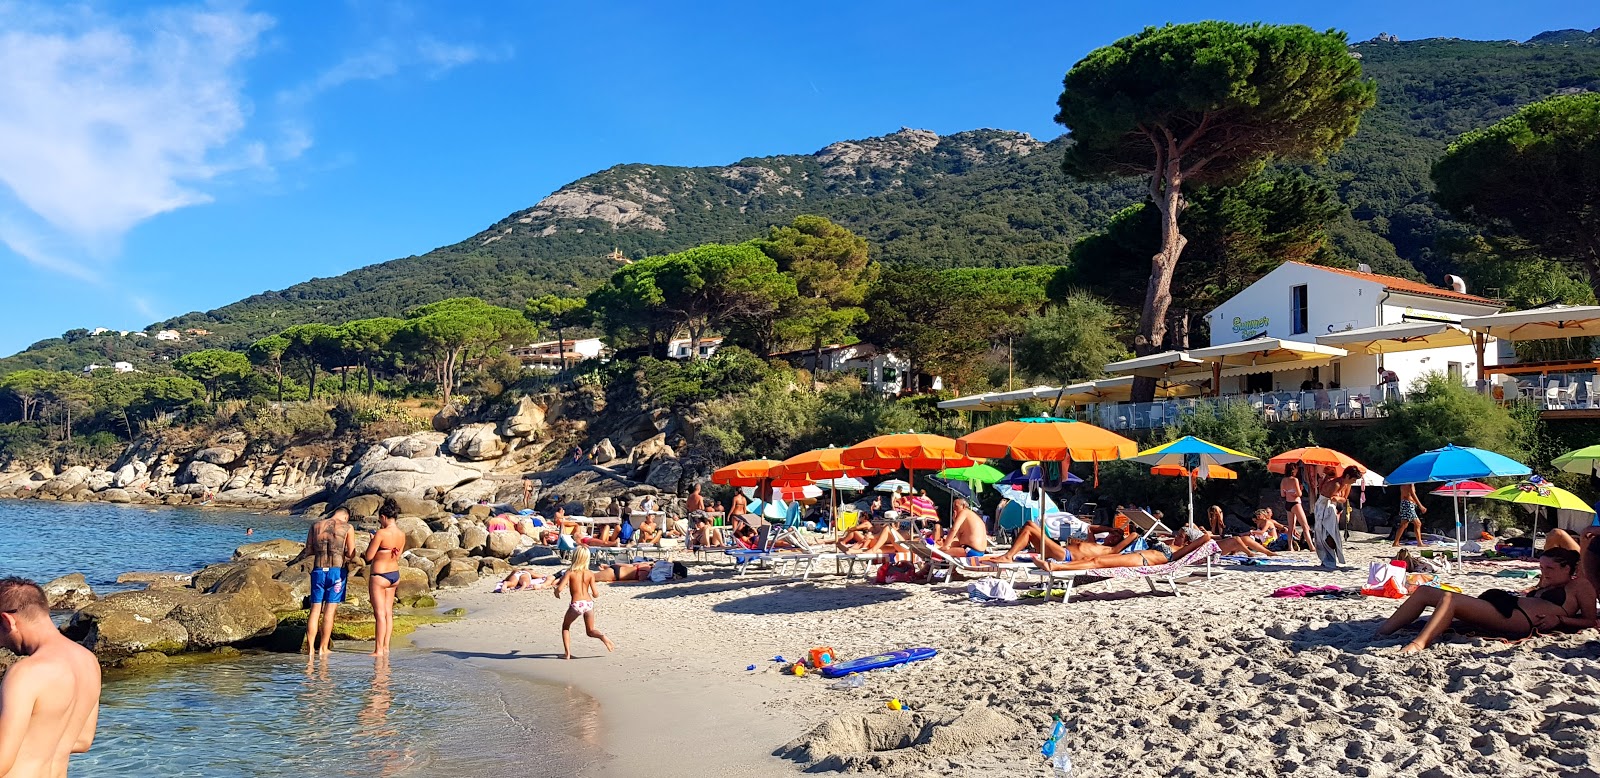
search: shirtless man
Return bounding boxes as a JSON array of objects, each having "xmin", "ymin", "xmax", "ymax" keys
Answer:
[
  {"xmin": 1314, "ymin": 467, "xmax": 1361, "ymax": 569},
  {"xmin": 1034, "ymin": 531, "xmax": 1218, "ymax": 572},
  {"xmin": 635, "ymin": 513, "xmax": 662, "ymax": 545},
  {"xmin": 934, "ymin": 498, "xmax": 988, "ymax": 557},
  {"xmin": 0, "ymin": 578, "xmax": 101, "ymax": 778},
  {"xmin": 287, "ymin": 508, "xmax": 357, "ymax": 655}
]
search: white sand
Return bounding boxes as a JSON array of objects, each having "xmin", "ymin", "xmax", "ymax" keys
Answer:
[{"xmin": 413, "ymin": 537, "xmax": 1600, "ymax": 777}]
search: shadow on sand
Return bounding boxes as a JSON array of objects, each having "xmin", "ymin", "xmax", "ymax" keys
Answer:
[{"xmin": 711, "ymin": 583, "xmax": 911, "ymax": 615}]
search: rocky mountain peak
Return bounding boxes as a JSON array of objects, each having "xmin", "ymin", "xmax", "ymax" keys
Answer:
[{"xmin": 815, "ymin": 127, "xmax": 941, "ymax": 177}]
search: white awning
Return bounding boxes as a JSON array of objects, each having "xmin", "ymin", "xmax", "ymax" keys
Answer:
[
  {"xmin": 936, "ymin": 392, "xmax": 996, "ymax": 411},
  {"xmin": 1460, "ymin": 305, "xmax": 1600, "ymax": 342},
  {"xmin": 981, "ymin": 385, "xmax": 1062, "ymax": 405},
  {"xmin": 1103, "ymin": 350, "xmax": 1203, "ymax": 378},
  {"xmin": 1316, "ymin": 322, "xmax": 1476, "ymax": 355},
  {"xmin": 1052, "ymin": 377, "xmax": 1203, "ymax": 406},
  {"xmin": 1187, "ymin": 338, "xmax": 1348, "ymax": 363}
]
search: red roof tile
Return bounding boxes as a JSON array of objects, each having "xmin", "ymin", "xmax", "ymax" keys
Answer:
[{"xmin": 1285, "ymin": 262, "xmax": 1498, "ymax": 306}]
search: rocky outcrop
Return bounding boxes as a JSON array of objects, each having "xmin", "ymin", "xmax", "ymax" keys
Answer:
[
  {"xmin": 442, "ymin": 424, "xmax": 506, "ymax": 461},
  {"xmin": 206, "ymin": 562, "xmax": 299, "ymax": 612},
  {"xmin": 193, "ymin": 447, "xmax": 239, "ymax": 466},
  {"xmin": 396, "ymin": 517, "xmax": 432, "ymax": 549},
  {"xmin": 522, "ymin": 189, "xmax": 668, "ymax": 232},
  {"xmin": 179, "ymin": 461, "xmax": 228, "ymax": 490},
  {"xmin": 43, "ymin": 574, "xmax": 96, "ymax": 610},
  {"xmin": 37, "ymin": 466, "xmax": 92, "ymax": 498},
  {"xmin": 499, "ymin": 396, "xmax": 546, "ymax": 439},
  {"xmin": 341, "ymin": 452, "xmax": 483, "ymax": 499},
  {"xmin": 167, "ymin": 597, "xmax": 277, "ymax": 649},
  {"xmin": 486, "ymin": 529, "xmax": 521, "ymax": 558},
  {"xmin": 232, "ymin": 539, "xmax": 304, "ymax": 563},
  {"xmin": 83, "ymin": 612, "xmax": 189, "ymax": 656},
  {"xmin": 388, "ymin": 432, "xmax": 447, "ymax": 459}
]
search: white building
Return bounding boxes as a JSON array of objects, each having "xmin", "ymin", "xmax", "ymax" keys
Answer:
[
  {"xmin": 113, "ymin": 361, "xmax": 135, "ymax": 373},
  {"xmin": 509, "ymin": 338, "xmax": 608, "ymax": 371},
  {"xmin": 667, "ymin": 336, "xmax": 723, "ymax": 360},
  {"xmin": 770, "ymin": 343, "xmax": 910, "ymax": 394},
  {"xmin": 154, "ymin": 330, "xmax": 181, "ymax": 342},
  {"xmin": 1202, "ymin": 262, "xmax": 1502, "ymax": 393}
]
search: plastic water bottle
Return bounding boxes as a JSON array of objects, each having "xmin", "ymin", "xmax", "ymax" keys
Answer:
[
  {"xmin": 1050, "ymin": 749, "xmax": 1073, "ymax": 777},
  {"xmin": 1041, "ymin": 715, "xmax": 1072, "ymax": 777}
]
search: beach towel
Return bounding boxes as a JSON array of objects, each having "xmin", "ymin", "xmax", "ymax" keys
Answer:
[
  {"xmin": 967, "ymin": 578, "xmax": 1017, "ymax": 602},
  {"xmin": 1313, "ymin": 497, "xmax": 1345, "ymax": 569},
  {"xmin": 1270, "ymin": 584, "xmax": 1343, "ymax": 598}
]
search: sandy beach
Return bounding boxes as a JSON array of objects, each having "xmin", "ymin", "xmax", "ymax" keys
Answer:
[{"xmin": 413, "ymin": 536, "xmax": 1600, "ymax": 777}]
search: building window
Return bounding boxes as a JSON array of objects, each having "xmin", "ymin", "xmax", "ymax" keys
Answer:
[{"xmin": 1290, "ymin": 285, "xmax": 1308, "ymax": 335}]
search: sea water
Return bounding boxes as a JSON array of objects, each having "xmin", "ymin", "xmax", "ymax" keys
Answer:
[{"xmin": 1, "ymin": 500, "xmax": 593, "ymax": 777}]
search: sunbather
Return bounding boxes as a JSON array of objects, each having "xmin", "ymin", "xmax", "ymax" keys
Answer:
[
  {"xmin": 636, "ymin": 513, "xmax": 662, "ymax": 545},
  {"xmin": 834, "ymin": 518, "xmax": 877, "ymax": 551},
  {"xmin": 983, "ymin": 521, "xmax": 1137, "ymax": 564},
  {"xmin": 932, "ymin": 497, "xmax": 989, "ymax": 557},
  {"xmin": 594, "ymin": 561, "xmax": 688, "ymax": 582},
  {"xmin": 1215, "ymin": 534, "xmax": 1277, "ymax": 558},
  {"xmin": 1542, "ymin": 527, "xmax": 1600, "ymax": 590},
  {"xmin": 689, "ymin": 515, "xmax": 723, "ymax": 549},
  {"xmin": 496, "ymin": 568, "xmax": 564, "ymax": 592},
  {"xmin": 1375, "ymin": 547, "xmax": 1595, "ymax": 653},
  {"xmin": 839, "ymin": 522, "xmax": 907, "ymax": 554},
  {"xmin": 1031, "ymin": 531, "xmax": 1217, "ymax": 572}
]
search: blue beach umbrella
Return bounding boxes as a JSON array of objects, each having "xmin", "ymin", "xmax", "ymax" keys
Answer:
[{"xmin": 1385, "ymin": 444, "xmax": 1532, "ymax": 561}]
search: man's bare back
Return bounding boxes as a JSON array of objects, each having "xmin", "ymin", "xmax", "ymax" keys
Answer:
[
  {"xmin": 939, "ymin": 503, "xmax": 988, "ymax": 555},
  {"xmin": 0, "ymin": 578, "xmax": 101, "ymax": 778},
  {"xmin": 306, "ymin": 517, "xmax": 352, "ymax": 568}
]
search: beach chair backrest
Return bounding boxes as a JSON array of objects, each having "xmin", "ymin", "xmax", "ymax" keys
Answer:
[{"xmin": 1125, "ymin": 508, "xmax": 1172, "ymax": 538}]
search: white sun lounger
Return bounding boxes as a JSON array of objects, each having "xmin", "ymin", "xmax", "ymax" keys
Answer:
[
  {"xmin": 1029, "ymin": 539, "xmax": 1222, "ymax": 604},
  {"xmin": 907, "ymin": 543, "xmax": 1034, "ymax": 583}
]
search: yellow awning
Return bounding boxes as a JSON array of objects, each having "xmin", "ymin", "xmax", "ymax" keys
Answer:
[{"xmin": 1317, "ymin": 322, "xmax": 1476, "ymax": 354}]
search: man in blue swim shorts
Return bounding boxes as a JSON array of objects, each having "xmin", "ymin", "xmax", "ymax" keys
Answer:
[{"xmin": 287, "ymin": 507, "xmax": 356, "ymax": 656}]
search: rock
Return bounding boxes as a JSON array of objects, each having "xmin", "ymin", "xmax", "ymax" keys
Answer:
[
  {"xmin": 478, "ymin": 557, "xmax": 511, "ymax": 576},
  {"xmin": 116, "ymin": 571, "xmax": 192, "ymax": 588},
  {"xmin": 485, "ymin": 529, "xmax": 521, "ymax": 558},
  {"xmin": 65, "ymin": 588, "xmax": 205, "ymax": 640},
  {"xmin": 396, "ymin": 517, "xmax": 432, "ymax": 549},
  {"xmin": 466, "ymin": 504, "xmax": 493, "ymax": 519},
  {"xmin": 392, "ymin": 495, "xmax": 441, "ymax": 518},
  {"xmin": 42, "ymin": 574, "xmax": 95, "ymax": 610},
  {"xmin": 644, "ymin": 458, "xmax": 684, "ymax": 492},
  {"xmin": 396, "ymin": 567, "xmax": 430, "ymax": 600},
  {"xmin": 192, "ymin": 563, "xmax": 249, "ymax": 592},
  {"xmin": 442, "ymin": 424, "xmax": 506, "ymax": 461},
  {"xmin": 629, "ymin": 434, "xmax": 674, "ymax": 464},
  {"xmin": 499, "ymin": 396, "xmax": 546, "ymax": 438},
  {"xmin": 404, "ymin": 554, "xmax": 440, "ymax": 587},
  {"xmin": 85, "ymin": 470, "xmax": 115, "ymax": 492},
  {"xmin": 274, "ymin": 568, "xmax": 311, "ymax": 603},
  {"xmin": 207, "ymin": 563, "xmax": 298, "ymax": 612},
  {"xmin": 113, "ymin": 461, "xmax": 148, "ymax": 488},
  {"xmin": 98, "ymin": 488, "xmax": 133, "ymax": 504},
  {"xmin": 590, "ymin": 438, "xmax": 617, "ymax": 464},
  {"xmin": 194, "ymin": 447, "xmax": 239, "ymax": 466},
  {"xmin": 179, "ymin": 461, "xmax": 228, "ymax": 490},
  {"xmin": 341, "ymin": 494, "xmax": 384, "ymax": 518},
  {"xmin": 343, "ymin": 456, "xmax": 482, "ymax": 500},
  {"xmin": 83, "ymin": 612, "xmax": 189, "ymax": 656},
  {"xmin": 37, "ymin": 466, "xmax": 92, "ymax": 497},
  {"xmin": 232, "ymin": 539, "xmax": 304, "ymax": 563},
  {"xmin": 431, "ymin": 404, "xmax": 460, "ymax": 433},
  {"xmin": 436, "ymin": 559, "xmax": 481, "ymax": 588},
  {"xmin": 423, "ymin": 530, "xmax": 461, "ymax": 551},
  {"xmin": 461, "ymin": 524, "xmax": 489, "ymax": 555},
  {"xmin": 389, "ymin": 432, "xmax": 447, "ymax": 459},
  {"xmin": 168, "ymin": 596, "xmax": 278, "ymax": 649}
]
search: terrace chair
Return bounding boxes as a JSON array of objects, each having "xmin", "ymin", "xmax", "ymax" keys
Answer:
[
  {"xmin": 1028, "ymin": 539, "xmax": 1223, "ymax": 604},
  {"xmin": 1561, "ymin": 383, "xmax": 1579, "ymax": 409},
  {"xmin": 1544, "ymin": 384, "xmax": 1566, "ymax": 410},
  {"xmin": 1589, "ymin": 378, "xmax": 1600, "ymax": 409}
]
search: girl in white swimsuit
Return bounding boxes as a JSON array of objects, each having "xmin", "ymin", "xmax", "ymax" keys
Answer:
[{"xmin": 557, "ymin": 546, "xmax": 615, "ymax": 659}]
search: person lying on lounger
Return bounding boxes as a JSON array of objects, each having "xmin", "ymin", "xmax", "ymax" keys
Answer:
[
  {"xmin": 837, "ymin": 522, "xmax": 908, "ymax": 554},
  {"xmin": 834, "ymin": 517, "xmax": 877, "ymax": 551},
  {"xmin": 689, "ymin": 515, "xmax": 723, "ymax": 550},
  {"xmin": 982, "ymin": 521, "xmax": 1135, "ymax": 564},
  {"xmin": 1375, "ymin": 547, "xmax": 1596, "ymax": 653},
  {"xmin": 1029, "ymin": 531, "xmax": 1219, "ymax": 572}
]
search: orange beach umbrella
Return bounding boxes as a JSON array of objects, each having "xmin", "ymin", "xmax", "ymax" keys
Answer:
[
  {"xmin": 956, "ymin": 418, "xmax": 1138, "ymax": 462},
  {"xmin": 711, "ymin": 459, "xmax": 792, "ymax": 488},
  {"xmin": 770, "ymin": 446, "xmax": 886, "ymax": 481},
  {"xmin": 839, "ymin": 433, "xmax": 975, "ymax": 473},
  {"xmin": 1150, "ymin": 464, "xmax": 1238, "ymax": 479},
  {"xmin": 1266, "ymin": 447, "xmax": 1368, "ymax": 475}
]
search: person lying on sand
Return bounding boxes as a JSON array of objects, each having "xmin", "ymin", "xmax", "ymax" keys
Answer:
[
  {"xmin": 1214, "ymin": 534, "xmax": 1278, "ymax": 558},
  {"xmin": 1030, "ymin": 531, "xmax": 1219, "ymax": 572},
  {"xmin": 1375, "ymin": 547, "xmax": 1596, "ymax": 653},
  {"xmin": 594, "ymin": 561, "xmax": 689, "ymax": 583},
  {"xmin": 496, "ymin": 569, "xmax": 565, "ymax": 592},
  {"xmin": 1249, "ymin": 508, "xmax": 1290, "ymax": 551}
]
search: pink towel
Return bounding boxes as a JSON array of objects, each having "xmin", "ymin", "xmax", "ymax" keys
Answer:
[{"xmin": 1270, "ymin": 584, "xmax": 1342, "ymax": 598}]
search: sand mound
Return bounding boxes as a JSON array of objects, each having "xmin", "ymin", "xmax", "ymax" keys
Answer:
[{"xmin": 779, "ymin": 704, "xmax": 1020, "ymax": 773}]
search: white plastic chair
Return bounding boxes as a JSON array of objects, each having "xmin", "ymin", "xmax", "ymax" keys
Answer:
[
  {"xmin": 1561, "ymin": 383, "xmax": 1579, "ymax": 408},
  {"xmin": 1544, "ymin": 384, "xmax": 1565, "ymax": 410},
  {"xmin": 1588, "ymin": 379, "xmax": 1600, "ymax": 409}
]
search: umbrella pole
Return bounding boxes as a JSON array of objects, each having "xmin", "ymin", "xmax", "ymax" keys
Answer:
[
  {"xmin": 1188, "ymin": 471, "xmax": 1195, "ymax": 531},
  {"xmin": 1453, "ymin": 491, "xmax": 1462, "ymax": 569}
]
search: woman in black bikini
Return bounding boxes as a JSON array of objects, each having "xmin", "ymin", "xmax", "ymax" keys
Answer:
[
  {"xmin": 1375, "ymin": 548, "xmax": 1595, "ymax": 653},
  {"xmin": 364, "ymin": 498, "xmax": 408, "ymax": 657}
]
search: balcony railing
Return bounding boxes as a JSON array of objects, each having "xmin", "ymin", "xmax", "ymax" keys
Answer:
[{"xmin": 1076, "ymin": 387, "xmax": 1397, "ymax": 432}]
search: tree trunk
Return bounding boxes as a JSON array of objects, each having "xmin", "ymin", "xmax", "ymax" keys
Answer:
[
  {"xmin": 366, "ymin": 360, "xmax": 375, "ymax": 396},
  {"xmin": 1132, "ymin": 166, "xmax": 1188, "ymax": 404},
  {"xmin": 340, "ymin": 365, "xmax": 349, "ymax": 393},
  {"xmin": 441, "ymin": 349, "xmax": 459, "ymax": 406},
  {"xmin": 308, "ymin": 365, "xmax": 319, "ymax": 399},
  {"xmin": 557, "ymin": 324, "xmax": 568, "ymax": 371},
  {"xmin": 275, "ymin": 367, "xmax": 284, "ymax": 403}
]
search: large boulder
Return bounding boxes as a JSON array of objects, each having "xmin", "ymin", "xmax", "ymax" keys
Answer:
[
  {"xmin": 396, "ymin": 567, "xmax": 430, "ymax": 600},
  {"xmin": 431, "ymin": 404, "xmax": 461, "ymax": 433},
  {"xmin": 65, "ymin": 588, "xmax": 205, "ymax": 639},
  {"xmin": 116, "ymin": 571, "xmax": 192, "ymax": 588},
  {"xmin": 436, "ymin": 558, "xmax": 482, "ymax": 588},
  {"xmin": 113, "ymin": 461, "xmax": 148, "ymax": 489},
  {"xmin": 37, "ymin": 466, "xmax": 92, "ymax": 498},
  {"xmin": 42, "ymin": 573, "xmax": 95, "ymax": 610},
  {"xmin": 178, "ymin": 461, "xmax": 228, "ymax": 490},
  {"xmin": 191, "ymin": 562, "xmax": 249, "ymax": 592},
  {"xmin": 442, "ymin": 424, "xmax": 506, "ymax": 461},
  {"xmin": 340, "ymin": 494, "xmax": 384, "ymax": 518},
  {"xmin": 629, "ymin": 434, "xmax": 674, "ymax": 465},
  {"xmin": 98, "ymin": 488, "xmax": 133, "ymax": 504},
  {"xmin": 193, "ymin": 447, "xmax": 239, "ymax": 466},
  {"xmin": 499, "ymin": 396, "xmax": 546, "ymax": 439},
  {"xmin": 389, "ymin": 432, "xmax": 447, "ymax": 459},
  {"xmin": 274, "ymin": 568, "xmax": 312, "ymax": 604},
  {"xmin": 485, "ymin": 529, "xmax": 521, "ymax": 558},
  {"xmin": 644, "ymin": 458, "xmax": 684, "ymax": 492},
  {"xmin": 207, "ymin": 563, "xmax": 298, "ymax": 612},
  {"xmin": 396, "ymin": 517, "xmax": 432, "ymax": 549},
  {"xmin": 423, "ymin": 530, "xmax": 461, "ymax": 551},
  {"xmin": 232, "ymin": 539, "xmax": 304, "ymax": 563},
  {"xmin": 84, "ymin": 470, "xmax": 115, "ymax": 492},
  {"xmin": 461, "ymin": 524, "xmax": 489, "ymax": 555},
  {"xmin": 167, "ymin": 596, "xmax": 278, "ymax": 649},
  {"xmin": 82, "ymin": 612, "xmax": 189, "ymax": 656},
  {"xmin": 590, "ymin": 438, "xmax": 618, "ymax": 465},
  {"xmin": 343, "ymin": 456, "xmax": 482, "ymax": 500}
]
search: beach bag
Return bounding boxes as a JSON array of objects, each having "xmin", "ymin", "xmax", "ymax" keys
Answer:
[
  {"xmin": 648, "ymin": 560, "xmax": 673, "ymax": 583},
  {"xmin": 1361, "ymin": 560, "xmax": 1409, "ymax": 599},
  {"xmin": 874, "ymin": 562, "xmax": 918, "ymax": 584},
  {"xmin": 967, "ymin": 578, "xmax": 1017, "ymax": 602},
  {"xmin": 619, "ymin": 520, "xmax": 635, "ymax": 543}
]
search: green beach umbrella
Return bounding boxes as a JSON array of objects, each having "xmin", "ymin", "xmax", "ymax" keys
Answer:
[
  {"xmin": 935, "ymin": 464, "xmax": 1005, "ymax": 484},
  {"xmin": 1484, "ymin": 477, "xmax": 1595, "ymax": 544},
  {"xmin": 1551, "ymin": 445, "xmax": 1600, "ymax": 476}
]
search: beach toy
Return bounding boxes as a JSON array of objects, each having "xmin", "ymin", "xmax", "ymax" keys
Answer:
[
  {"xmin": 773, "ymin": 655, "xmax": 785, "ymax": 663},
  {"xmin": 807, "ymin": 646, "xmax": 836, "ymax": 668},
  {"xmin": 746, "ymin": 665, "xmax": 756, "ymax": 671},
  {"xmin": 790, "ymin": 663, "xmax": 806, "ymax": 676},
  {"xmin": 819, "ymin": 647, "xmax": 937, "ymax": 679},
  {"xmin": 886, "ymin": 699, "xmax": 903, "ymax": 711}
]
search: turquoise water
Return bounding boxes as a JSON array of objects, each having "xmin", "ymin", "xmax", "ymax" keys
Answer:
[{"xmin": 0, "ymin": 500, "xmax": 590, "ymax": 777}]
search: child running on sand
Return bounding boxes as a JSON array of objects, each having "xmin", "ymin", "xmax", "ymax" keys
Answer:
[{"xmin": 557, "ymin": 546, "xmax": 615, "ymax": 659}]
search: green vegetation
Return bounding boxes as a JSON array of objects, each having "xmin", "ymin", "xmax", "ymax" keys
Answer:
[
  {"xmin": 1014, "ymin": 292, "xmax": 1128, "ymax": 412},
  {"xmin": 1432, "ymin": 93, "xmax": 1600, "ymax": 299}
]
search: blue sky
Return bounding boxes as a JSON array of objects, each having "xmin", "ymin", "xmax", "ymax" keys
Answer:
[{"xmin": 0, "ymin": 0, "xmax": 1593, "ymax": 355}]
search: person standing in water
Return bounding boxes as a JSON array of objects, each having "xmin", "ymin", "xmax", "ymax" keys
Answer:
[
  {"xmin": 288, "ymin": 508, "xmax": 357, "ymax": 655},
  {"xmin": 364, "ymin": 498, "xmax": 407, "ymax": 657},
  {"xmin": 0, "ymin": 577, "xmax": 102, "ymax": 777},
  {"xmin": 557, "ymin": 546, "xmax": 615, "ymax": 660}
]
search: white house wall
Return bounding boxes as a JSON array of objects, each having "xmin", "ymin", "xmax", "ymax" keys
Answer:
[{"xmin": 1206, "ymin": 264, "xmax": 1381, "ymax": 346}]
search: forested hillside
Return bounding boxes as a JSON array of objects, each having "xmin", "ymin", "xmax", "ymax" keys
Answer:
[{"xmin": 5, "ymin": 31, "xmax": 1599, "ymax": 375}]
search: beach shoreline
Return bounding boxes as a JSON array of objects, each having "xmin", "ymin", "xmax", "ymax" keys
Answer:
[{"xmin": 411, "ymin": 537, "xmax": 1600, "ymax": 778}]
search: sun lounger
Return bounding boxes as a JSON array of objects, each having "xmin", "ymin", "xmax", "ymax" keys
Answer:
[
  {"xmin": 906, "ymin": 543, "xmax": 1033, "ymax": 583},
  {"xmin": 1122, "ymin": 508, "xmax": 1173, "ymax": 539},
  {"xmin": 1030, "ymin": 539, "xmax": 1222, "ymax": 604}
]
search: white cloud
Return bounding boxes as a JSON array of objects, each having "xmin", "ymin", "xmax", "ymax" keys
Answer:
[
  {"xmin": 0, "ymin": 3, "xmax": 273, "ymax": 266},
  {"xmin": 284, "ymin": 35, "xmax": 510, "ymax": 104}
]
